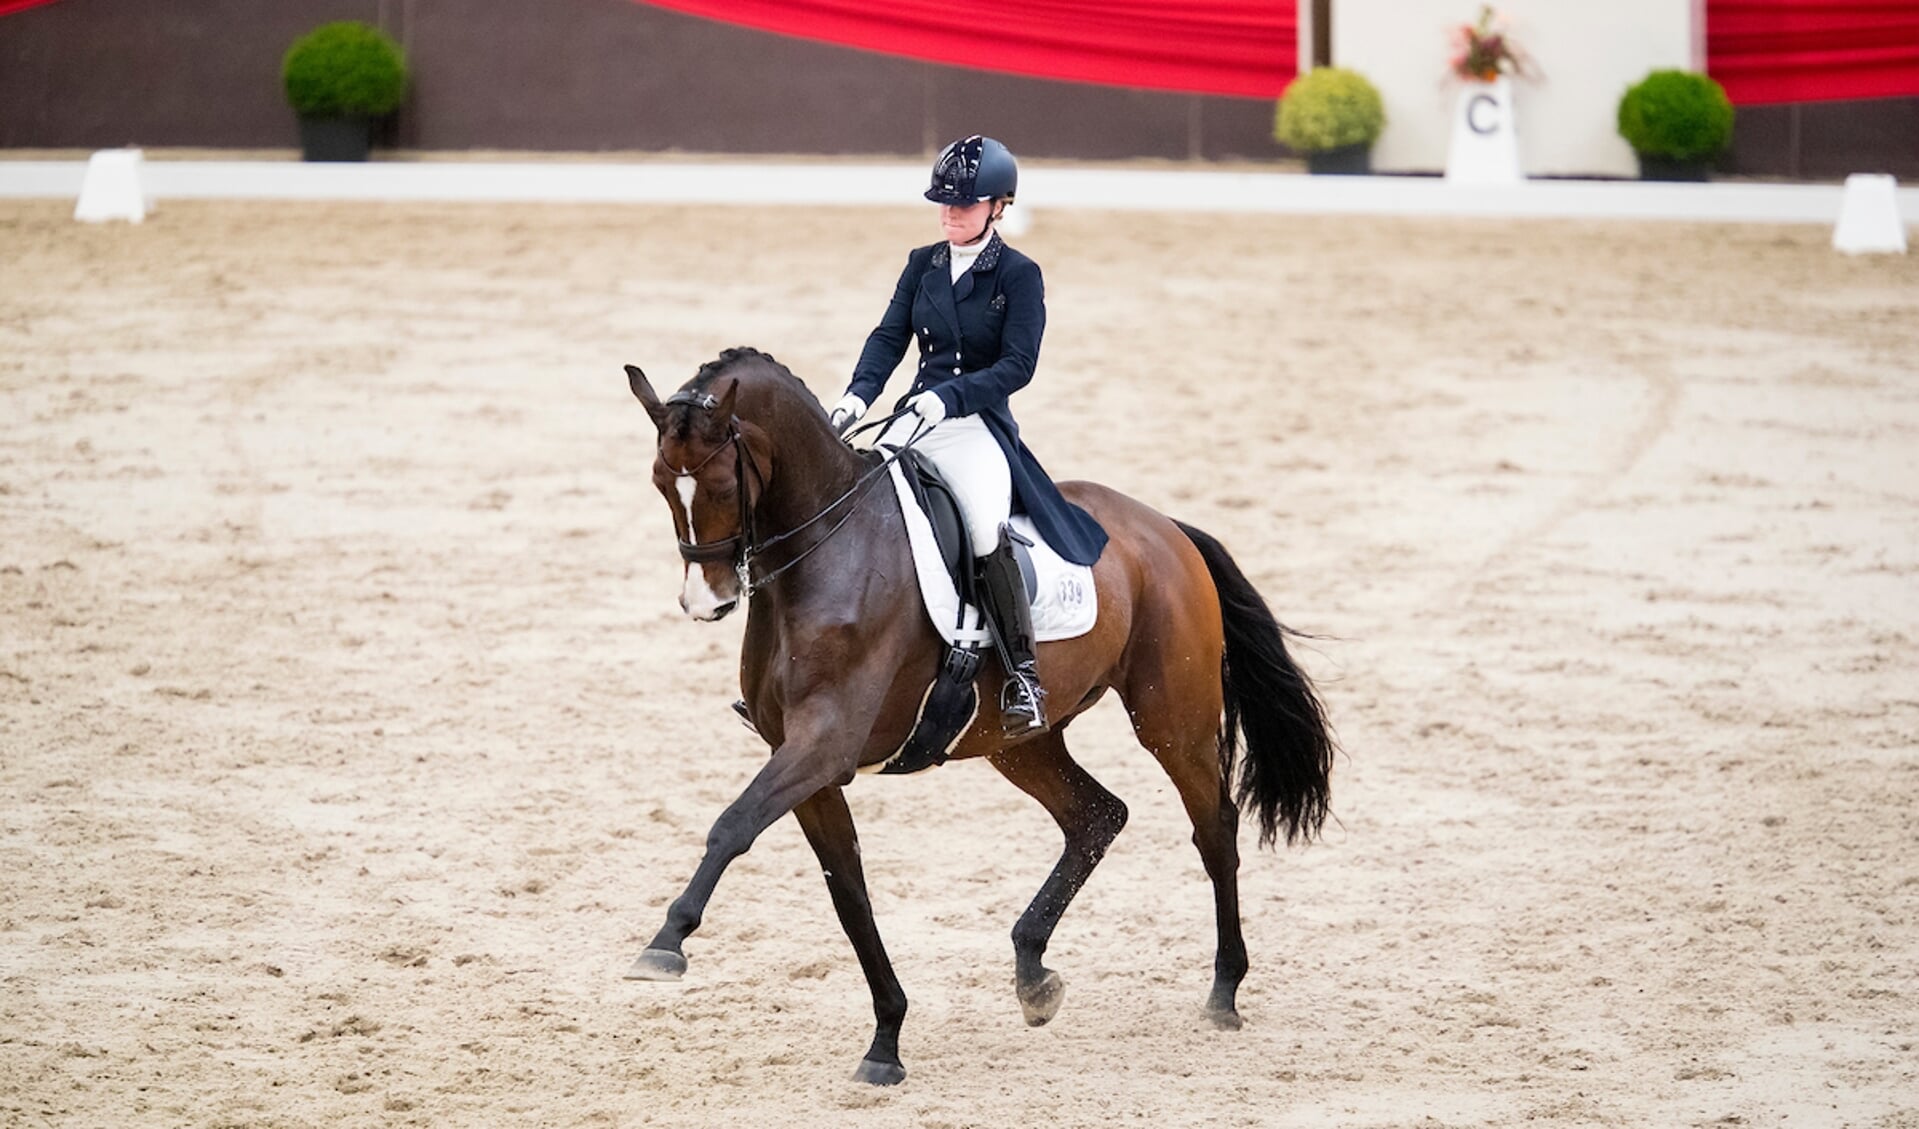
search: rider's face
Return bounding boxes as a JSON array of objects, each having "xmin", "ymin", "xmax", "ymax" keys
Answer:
[{"xmin": 939, "ymin": 201, "xmax": 994, "ymax": 245}]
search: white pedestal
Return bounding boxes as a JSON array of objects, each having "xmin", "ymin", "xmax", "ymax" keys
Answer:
[
  {"xmin": 1832, "ymin": 174, "xmax": 1907, "ymax": 255},
  {"xmin": 1445, "ymin": 77, "xmax": 1524, "ymax": 185},
  {"xmin": 74, "ymin": 148, "xmax": 150, "ymax": 223}
]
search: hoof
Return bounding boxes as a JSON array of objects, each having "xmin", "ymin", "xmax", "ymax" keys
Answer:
[
  {"xmin": 1017, "ymin": 969, "xmax": 1065, "ymax": 1027},
  {"xmin": 1206, "ymin": 1006, "xmax": 1244, "ymax": 1031},
  {"xmin": 623, "ymin": 948, "xmax": 688, "ymax": 981},
  {"xmin": 851, "ymin": 1058, "xmax": 906, "ymax": 1086}
]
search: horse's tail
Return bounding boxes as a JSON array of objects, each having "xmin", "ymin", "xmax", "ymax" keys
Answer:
[{"xmin": 1175, "ymin": 521, "xmax": 1334, "ymax": 848}]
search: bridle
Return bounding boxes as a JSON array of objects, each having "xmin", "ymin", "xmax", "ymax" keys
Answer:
[{"xmin": 662, "ymin": 390, "xmax": 923, "ymax": 600}]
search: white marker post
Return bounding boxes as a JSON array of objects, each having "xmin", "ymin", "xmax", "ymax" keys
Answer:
[
  {"xmin": 1445, "ymin": 77, "xmax": 1524, "ymax": 186},
  {"xmin": 1832, "ymin": 174, "xmax": 1907, "ymax": 255},
  {"xmin": 73, "ymin": 148, "xmax": 150, "ymax": 223}
]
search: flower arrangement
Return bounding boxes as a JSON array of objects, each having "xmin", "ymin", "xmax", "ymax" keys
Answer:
[{"xmin": 1449, "ymin": 5, "xmax": 1526, "ymax": 82}]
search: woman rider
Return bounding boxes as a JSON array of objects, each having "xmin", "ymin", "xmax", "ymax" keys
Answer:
[{"xmin": 828, "ymin": 135, "xmax": 1107, "ymax": 736}]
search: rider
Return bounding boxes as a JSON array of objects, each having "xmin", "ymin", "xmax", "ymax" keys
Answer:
[{"xmin": 829, "ymin": 135, "xmax": 1108, "ymax": 736}]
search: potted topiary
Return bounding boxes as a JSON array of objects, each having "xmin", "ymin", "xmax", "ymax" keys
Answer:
[
  {"xmin": 1616, "ymin": 69, "xmax": 1735, "ymax": 182},
  {"xmin": 282, "ymin": 21, "xmax": 408, "ymax": 162},
  {"xmin": 1275, "ymin": 67, "xmax": 1387, "ymax": 175}
]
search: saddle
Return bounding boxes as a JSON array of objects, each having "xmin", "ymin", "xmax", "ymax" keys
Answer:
[{"xmin": 893, "ymin": 448, "xmax": 1038, "ymax": 612}]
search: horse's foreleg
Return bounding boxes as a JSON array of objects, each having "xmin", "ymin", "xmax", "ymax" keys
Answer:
[
  {"xmin": 791, "ymin": 786, "xmax": 909, "ymax": 1085},
  {"xmin": 987, "ymin": 733, "xmax": 1128, "ymax": 1027},
  {"xmin": 626, "ymin": 732, "xmax": 858, "ymax": 981}
]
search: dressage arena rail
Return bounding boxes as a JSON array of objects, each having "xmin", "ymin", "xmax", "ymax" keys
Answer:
[{"xmin": 3, "ymin": 156, "xmax": 1917, "ymax": 225}]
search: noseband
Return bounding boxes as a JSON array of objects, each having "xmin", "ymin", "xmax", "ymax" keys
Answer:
[{"xmin": 662, "ymin": 390, "xmax": 922, "ymax": 600}]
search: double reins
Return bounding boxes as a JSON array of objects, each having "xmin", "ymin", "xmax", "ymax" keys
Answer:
[{"xmin": 664, "ymin": 391, "xmax": 924, "ymax": 599}]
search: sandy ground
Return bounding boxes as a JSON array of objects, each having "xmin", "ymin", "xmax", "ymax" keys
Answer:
[{"xmin": 2, "ymin": 196, "xmax": 1917, "ymax": 1128}]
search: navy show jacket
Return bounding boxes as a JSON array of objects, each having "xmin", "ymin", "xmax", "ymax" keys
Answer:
[{"xmin": 848, "ymin": 231, "xmax": 1108, "ymax": 567}]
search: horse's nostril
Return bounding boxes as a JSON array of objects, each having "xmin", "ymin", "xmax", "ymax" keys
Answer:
[{"xmin": 714, "ymin": 600, "xmax": 738, "ymax": 619}]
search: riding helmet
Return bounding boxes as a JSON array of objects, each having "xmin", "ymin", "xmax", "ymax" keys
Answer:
[{"xmin": 925, "ymin": 135, "xmax": 1018, "ymax": 205}]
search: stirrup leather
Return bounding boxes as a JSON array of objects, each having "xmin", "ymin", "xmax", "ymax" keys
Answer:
[{"xmin": 976, "ymin": 528, "xmax": 1047, "ymax": 734}]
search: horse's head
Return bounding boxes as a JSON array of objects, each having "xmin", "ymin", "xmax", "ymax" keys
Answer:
[{"xmin": 626, "ymin": 363, "xmax": 755, "ymax": 621}]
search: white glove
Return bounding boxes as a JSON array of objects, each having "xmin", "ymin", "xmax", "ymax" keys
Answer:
[
  {"xmin": 829, "ymin": 393, "xmax": 868, "ymax": 436},
  {"xmin": 907, "ymin": 390, "xmax": 948, "ymax": 427}
]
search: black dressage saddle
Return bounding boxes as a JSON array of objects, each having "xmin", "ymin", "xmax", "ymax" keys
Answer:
[{"xmin": 893, "ymin": 447, "xmax": 1038, "ymax": 608}]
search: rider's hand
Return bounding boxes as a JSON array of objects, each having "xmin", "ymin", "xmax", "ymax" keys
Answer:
[
  {"xmin": 908, "ymin": 390, "xmax": 948, "ymax": 427},
  {"xmin": 829, "ymin": 393, "xmax": 868, "ymax": 437}
]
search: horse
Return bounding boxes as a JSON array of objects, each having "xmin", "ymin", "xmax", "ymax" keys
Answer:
[{"xmin": 622, "ymin": 347, "xmax": 1334, "ymax": 1085}]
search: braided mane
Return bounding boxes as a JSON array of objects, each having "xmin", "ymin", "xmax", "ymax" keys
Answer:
[{"xmin": 663, "ymin": 347, "xmax": 815, "ymax": 442}]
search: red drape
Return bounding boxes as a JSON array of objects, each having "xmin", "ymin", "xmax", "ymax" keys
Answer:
[
  {"xmin": 632, "ymin": 1, "xmax": 1297, "ymax": 98},
  {"xmin": 1709, "ymin": 0, "xmax": 1919, "ymax": 104},
  {"xmin": 0, "ymin": 0, "xmax": 62, "ymax": 14}
]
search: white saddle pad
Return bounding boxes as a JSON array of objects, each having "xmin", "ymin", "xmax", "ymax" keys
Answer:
[{"xmin": 886, "ymin": 460, "xmax": 1097, "ymax": 647}]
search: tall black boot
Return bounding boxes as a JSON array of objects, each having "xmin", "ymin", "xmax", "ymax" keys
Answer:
[{"xmin": 976, "ymin": 527, "xmax": 1047, "ymax": 736}]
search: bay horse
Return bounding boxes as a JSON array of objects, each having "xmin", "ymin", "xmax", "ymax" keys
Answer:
[{"xmin": 623, "ymin": 347, "xmax": 1333, "ymax": 1085}]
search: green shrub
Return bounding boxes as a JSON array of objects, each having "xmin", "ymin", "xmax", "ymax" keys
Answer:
[
  {"xmin": 1616, "ymin": 70, "xmax": 1734, "ymax": 161},
  {"xmin": 1274, "ymin": 68, "xmax": 1386, "ymax": 153},
  {"xmin": 282, "ymin": 21, "xmax": 408, "ymax": 118}
]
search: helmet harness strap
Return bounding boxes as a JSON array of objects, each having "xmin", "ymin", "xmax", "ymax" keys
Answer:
[{"xmin": 956, "ymin": 199, "xmax": 1004, "ymax": 246}]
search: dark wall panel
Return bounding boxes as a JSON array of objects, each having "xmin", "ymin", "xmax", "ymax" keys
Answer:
[
  {"xmin": 400, "ymin": 1, "xmax": 926, "ymax": 154},
  {"xmin": 1727, "ymin": 98, "xmax": 1919, "ymax": 180},
  {"xmin": 1200, "ymin": 97, "xmax": 1284, "ymax": 161},
  {"xmin": 929, "ymin": 69, "xmax": 1203, "ymax": 161},
  {"xmin": 0, "ymin": 0, "xmax": 380, "ymax": 148}
]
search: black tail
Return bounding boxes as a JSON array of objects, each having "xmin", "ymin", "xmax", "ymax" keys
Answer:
[{"xmin": 1176, "ymin": 521, "xmax": 1334, "ymax": 848}]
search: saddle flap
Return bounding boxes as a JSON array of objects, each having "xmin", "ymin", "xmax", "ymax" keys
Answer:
[
  {"xmin": 884, "ymin": 459, "xmax": 1096, "ymax": 649},
  {"xmin": 895, "ymin": 448, "xmax": 972, "ymax": 602},
  {"xmin": 895, "ymin": 448, "xmax": 1039, "ymax": 602}
]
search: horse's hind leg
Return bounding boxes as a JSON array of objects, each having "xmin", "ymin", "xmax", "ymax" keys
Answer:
[
  {"xmin": 791, "ymin": 786, "xmax": 909, "ymax": 1085},
  {"xmin": 987, "ymin": 733, "xmax": 1129, "ymax": 1027},
  {"xmin": 1122, "ymin": 672, "xmax": 1248, "ymax": 1029}
]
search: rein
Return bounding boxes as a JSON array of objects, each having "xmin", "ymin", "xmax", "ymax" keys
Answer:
[{"xmin": 664, "ymin": 392, "xmax": 925, "ymax": 599}]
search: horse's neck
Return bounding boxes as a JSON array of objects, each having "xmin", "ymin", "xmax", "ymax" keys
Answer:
[{"xmin": 753, "ymin": 406, "xmax": 867, "ymax": 537}]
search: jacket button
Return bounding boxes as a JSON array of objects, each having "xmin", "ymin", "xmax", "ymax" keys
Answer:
[{"xmin": 952, "ymin": 366, "xmax": 961, "ymax": 374}]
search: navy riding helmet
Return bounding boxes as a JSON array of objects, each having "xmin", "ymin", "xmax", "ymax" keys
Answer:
[{"xmin": 925, "ymin": 135, "xmax": 1018, "ymax": 205}]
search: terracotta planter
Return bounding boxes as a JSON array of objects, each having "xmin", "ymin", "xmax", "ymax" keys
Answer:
[
  {"xmin": 1306, "ymin": 143, "xmax": 1372, "ymax": 176},
  {"xmin": 298, "ymin": 115, "xmax": 372, "ymax": 162}
]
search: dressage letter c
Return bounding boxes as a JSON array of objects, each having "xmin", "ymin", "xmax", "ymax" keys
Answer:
[{"xmin": 1467, "ymin": 94, "xmax": 1500, "ymax": 136}]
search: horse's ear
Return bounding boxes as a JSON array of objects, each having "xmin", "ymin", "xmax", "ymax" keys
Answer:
[
  {"xmin": 626, "ymin": 364, "xmax": 667, "ymax": 427},
  {"xmin": 708, "ymin": 378, "xmax": 740, "ymax": 427}
]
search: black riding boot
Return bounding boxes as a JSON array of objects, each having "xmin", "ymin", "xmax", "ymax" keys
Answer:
[{"xmin": 976, "ymin": 528, "xmax": 1047, "ymax": 736}]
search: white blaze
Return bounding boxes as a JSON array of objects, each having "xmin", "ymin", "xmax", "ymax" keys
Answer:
[
  {"xmin": 675, "ymin": 473, "xmax": 728, "ymax": 619},
  {"xmin": 675, "ymin": 475, "xmax": 697, "ymax": 531}
]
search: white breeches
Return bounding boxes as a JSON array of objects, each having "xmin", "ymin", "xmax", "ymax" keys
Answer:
[{"xmin": 880, "ymin": 411, "xmax": 1011, "ymax": 555}]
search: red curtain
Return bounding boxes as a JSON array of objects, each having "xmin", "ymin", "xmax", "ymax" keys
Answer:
[
  {"xmin": 0, "ymin": 0, "xmax": 61, "ymax": 14},
  {"xmin": 632, "ymin": 1, "xmax": 1297, "ymax": 98},
  {"xmin": 1709, "ymin": 0, "xmax": 1919, "ymax": 104}
]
